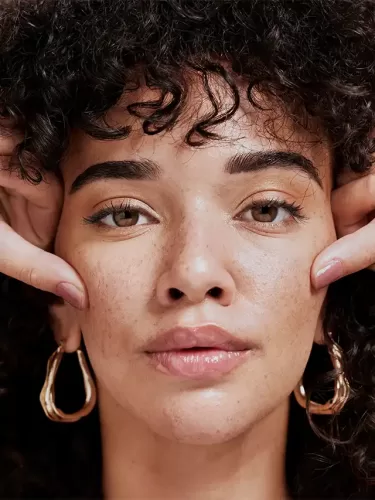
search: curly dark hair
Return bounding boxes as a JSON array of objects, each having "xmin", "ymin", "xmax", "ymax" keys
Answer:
[{"xmin": 1, "ymin": 0, "xmax": 375, "ymax": 498}]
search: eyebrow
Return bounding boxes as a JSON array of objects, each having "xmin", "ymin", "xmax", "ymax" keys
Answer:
[
  {"xmin": 69, "ymin": 150, "xmax": 322, "ymax": 194},
  {"xmin": 70, "ymin": 159, "xmax": 160, "ymax": 194},
  {"xmin": 225, "ymin": 151, "xmax": 322, "ymax": 187}
]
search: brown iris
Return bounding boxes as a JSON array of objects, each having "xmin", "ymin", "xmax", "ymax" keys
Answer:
[
  {"xmin": 251, "ymin": 206, "xmax": 278, "ymax": 222},
  {"xmin": 113, "ymin": 210, "xmax": 140, "ymax": 227}
]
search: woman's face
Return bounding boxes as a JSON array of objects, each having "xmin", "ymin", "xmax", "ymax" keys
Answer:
[{"xmin": 55, "ymin": 82, "xmax": 335, "ymax": 444}]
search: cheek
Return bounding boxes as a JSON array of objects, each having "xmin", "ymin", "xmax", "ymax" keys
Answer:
[
  {"xmin": 233, "ymin": 217, "xmax": 335, "ymax": 400},
  {"xmin": 58, "ymin": 234, "xmax": 159, "ymax": 356}
]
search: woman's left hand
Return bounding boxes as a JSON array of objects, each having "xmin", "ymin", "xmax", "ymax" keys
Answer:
[{"xmin": 312, "ymin": 172, "xmax": 375, "ymax": 289}]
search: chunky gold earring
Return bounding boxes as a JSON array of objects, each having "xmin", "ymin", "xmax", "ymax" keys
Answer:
[
  {"xmin": 294, "ymin": 334, "xmax": 350, "ymax": 415},
  {"xmin": 40, "ymin": 344, "xmax": 97, "ymax": 423}
]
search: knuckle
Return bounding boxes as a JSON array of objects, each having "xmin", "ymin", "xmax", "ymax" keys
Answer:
[{"xmin": 18, "ymin": 266, "xmax": 42, "ymax": 288}]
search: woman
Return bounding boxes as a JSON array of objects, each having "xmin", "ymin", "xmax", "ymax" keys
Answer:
[{"xmin": 1, "ymin": 1, "xmax": 375, "ymax": 498}]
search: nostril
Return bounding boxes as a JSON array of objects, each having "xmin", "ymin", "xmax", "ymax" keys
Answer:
[
  {"xmin": 208, "ymin": 287, "xmax": 223, "ymax": 298},
  {"xmin": 169, "ymin": 288, "xmax": 184, "ymax": 300}
]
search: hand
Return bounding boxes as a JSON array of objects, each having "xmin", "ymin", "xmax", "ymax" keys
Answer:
[
  {"xmin": 312, "ymin": 171, "xmax": 375, "ymax": 289},
  {"xmin": 0, "ymin": 125, "xmax": 86, "ymax": 309}
]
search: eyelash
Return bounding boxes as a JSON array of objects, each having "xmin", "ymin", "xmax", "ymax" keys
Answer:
[
  {"xmin": 83, "ymin": 200, "xmax": 148, "ymax": 225},
  {"xmin": 83, "ymin": 198, "xmax": 307, "ymax": 227},
  {"xmin": 240, "ymin": 198, "xmax": 307, "ymax": 223}
]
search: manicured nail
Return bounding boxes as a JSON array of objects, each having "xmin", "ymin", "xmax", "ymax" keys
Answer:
[
  {"xmin": 315, "ymin": 259, "xmax": 344, "ymax": 289},
  {"xmin": 56, "ymin": 282, "xmax": 85, "ymax": 309}
]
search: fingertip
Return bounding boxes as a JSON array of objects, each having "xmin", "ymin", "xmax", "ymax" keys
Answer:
[
  {"xmin": 55, "ymin": 282, "xmax": 86, "ymax": 310},
  {"xmin": 312, "ymin": 258, "xmax": 345, "ymax": 290}
]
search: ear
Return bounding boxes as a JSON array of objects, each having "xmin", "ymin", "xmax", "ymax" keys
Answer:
[{"xmin": 49, "ymin": 301, "xmax": 81, "ymax": 353}]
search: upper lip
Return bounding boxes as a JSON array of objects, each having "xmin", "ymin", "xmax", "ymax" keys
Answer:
[{"xmin": 144, "ymin": 325, "xmax": 251, "ymax": 352}]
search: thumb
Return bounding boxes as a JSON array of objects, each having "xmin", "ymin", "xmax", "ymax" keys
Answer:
[{"xmin": 0, "ymin": 222, "xmax": 86, "ymax": 309}]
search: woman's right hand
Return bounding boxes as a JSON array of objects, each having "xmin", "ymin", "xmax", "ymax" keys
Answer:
[{"xmin": 0, "ymin": 126, "xmax": 86, "ymax": 309}]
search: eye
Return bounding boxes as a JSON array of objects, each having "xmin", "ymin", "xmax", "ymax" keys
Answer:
[
  {"xmin": 84, "ymin": 200, "xmax": 157, "ymax": 228},
  {"xmin": 101, "ymin": 208, "xmax": 150, "ymax": 227},
  {"xmin": 245, "ymin": 205, "xmax": 289, "ymax": 223},
  {"xmin": 238, "ymin": 198, "xmax": 306, "ymax": 225}
]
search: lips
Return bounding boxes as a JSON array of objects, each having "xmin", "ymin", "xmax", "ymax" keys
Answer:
[
  {"xmin": 144, "ymin": 325, "xmax": 251, "ymax": 353},
  {"xmin": 144, "ymin": 325, "xmax": 252, "ymax": 379}
]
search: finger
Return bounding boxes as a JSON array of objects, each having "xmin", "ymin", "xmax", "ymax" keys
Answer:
[
  {"xmin": 1, "ymin": 190, "xmax": 59, "ymax": 248},
  {"xmin": 312, "ymin": 220, "xmax": 375, "ymax": 289},
  {"xmin": 0, "ymin": 165, "xmax": 61, "ymax": 209},
  {"xmin": 0, "ymin": 222, "xmax": 87, "ymax": 309},
  {"xmin": 332, "ymin": 174, "xmax": 375, "ymax": 234},
  {"xmin": 0, "ymin": 193, "xmax": 50, "ymax": 247},
  {"xmin": 0, "ymin": 167, "xmax": 63, "ymax": 248}
]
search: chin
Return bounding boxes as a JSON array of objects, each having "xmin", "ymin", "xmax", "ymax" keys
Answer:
[
  {"xmin": 142, "ymin": 388, "xmax": 258, "ymax": 445},
  {"xmin": 164, "ymin": 425, "xmax": 247, "ymax": 446}
]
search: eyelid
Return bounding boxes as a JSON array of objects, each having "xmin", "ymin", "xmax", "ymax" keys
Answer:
[
  {"xmin": 236, "ymin": 189, "xmax": 297, "ymax": 209},
  {"xmin": 106, "ymin": 198, "xmax": 155, "ymax": 214},
  {"xmin": 84, "ymin": 198, "xmax": 159, "ymax": 226},
  {"xmin": 91, "ymin": 196, "xmax": 155, "ymax": 211},
  {"xmin": 237, "ymin": 191, "xmax": 304, "ymax": 211},
  {"xmin": 235, "ymin": 187, "xmax": 289, "ymax": 210},
  {"xmin": 235, "ymin": 195, "xmax": 307, "ymax": 229}
]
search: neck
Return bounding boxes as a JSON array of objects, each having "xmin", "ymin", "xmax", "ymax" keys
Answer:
[{"xmin": 100, "ymin": 394, "xmax": 290, "ymax": 500}]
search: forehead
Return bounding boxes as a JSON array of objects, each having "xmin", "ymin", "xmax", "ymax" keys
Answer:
[{"xmin": 62, "ymin": 78, "xmax": 332, "ymax": 189}]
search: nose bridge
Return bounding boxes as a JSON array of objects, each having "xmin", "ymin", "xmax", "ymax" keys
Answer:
[
  {"xmin": 178, "ymin": 209, "xmax": 214, "ymax": 252},
  {"xmin": 173, "ymin": 207, "xmax": 224, "ymax": 271},
  {"xmin": 156, "ymin": 208, "xmax": 236, "ymax": 306}
]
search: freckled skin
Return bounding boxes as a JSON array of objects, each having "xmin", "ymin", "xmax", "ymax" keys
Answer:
[{"xmin": 54, "ymin": 80, "xmax": 334, "ymax": 450}]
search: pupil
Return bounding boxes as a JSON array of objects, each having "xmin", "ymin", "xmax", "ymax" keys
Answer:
[
  {"xmin": 253, "ymin": 206, "xmax": 277, "ymax": 222},
  {"xmin": 114, "ymin": 210, "xmax": 138, "ymax": 226}
]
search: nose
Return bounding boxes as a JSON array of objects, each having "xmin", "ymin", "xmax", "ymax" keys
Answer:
[{"xmin": 156, "ymin": 230, "xmax": 236, "ymax": 307}]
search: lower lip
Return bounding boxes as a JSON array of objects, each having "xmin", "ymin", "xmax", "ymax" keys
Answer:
[{"xmin": 147, "ymin": 349, "xmax": 250, "ymax": 378}]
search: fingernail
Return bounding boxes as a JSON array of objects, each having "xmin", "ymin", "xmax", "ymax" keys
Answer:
[
  {"xmin": 56, "ymin": 282, "xmax": 85, "ymax": 309},
  {"xmin": 315, "ymin": 259, "xmax": 344, "ymax": 289}
]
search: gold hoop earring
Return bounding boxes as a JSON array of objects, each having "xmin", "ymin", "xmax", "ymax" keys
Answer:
[
  {"xmin": 293, "ymin": 334, "xmax": 350, "ymax": 415},
  {"xmin": 40, "ymin": 344, "xmax": 97, "ymax": 423}
]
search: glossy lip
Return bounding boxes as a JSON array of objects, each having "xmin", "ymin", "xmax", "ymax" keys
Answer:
[{"xmin": 144, "ymin": 325, "xmax": 252, "ymax": 353}]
